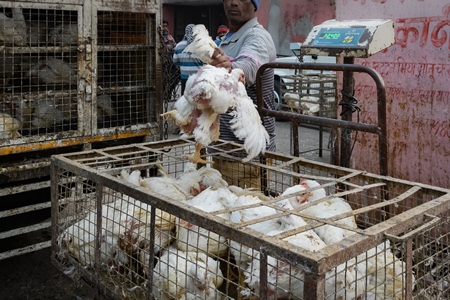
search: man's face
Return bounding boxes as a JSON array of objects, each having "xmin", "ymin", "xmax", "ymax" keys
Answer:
[
  {"xmin": 223, "ymin": 0, "xmax": 255, "ymax": 26},
  {"xmin": 162, "ymin": 23, "xmax": 168, "ymax": 31}
]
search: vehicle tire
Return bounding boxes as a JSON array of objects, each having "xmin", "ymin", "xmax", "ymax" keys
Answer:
[{"xmin": 273, "ymin": 79, "xmax": 282, "ymax": 111}]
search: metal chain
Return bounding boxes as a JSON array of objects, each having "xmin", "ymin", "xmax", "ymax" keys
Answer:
[{"xmin": 157, "ymin": 26, "xmax": 180, "ymax": 140}]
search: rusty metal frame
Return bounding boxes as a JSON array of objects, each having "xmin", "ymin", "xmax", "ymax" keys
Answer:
[
  {"xmin": 0, "ymin": 2, "xmax": 163, "ymax": 262},
  {"xmin": 256, "ymin": 62, "xmax": 388, "ymax": 176},
  {"xmin": 50, "ymin": 139, "xmax": 450, "ymax": 299}
]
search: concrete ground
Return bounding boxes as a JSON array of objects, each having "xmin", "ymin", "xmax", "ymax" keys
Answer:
[{"xmin": 274, "ymin": 120, "xmax": 332, "ymax": 164}]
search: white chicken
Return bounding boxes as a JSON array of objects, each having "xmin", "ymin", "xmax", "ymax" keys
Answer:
[
  {"xmin": 277, "ymin": 180, "xmax": 313, "ymax": 207},
  {"xmin": 161, "ymin": 25, "xmax": 269, "ymax": 164},
  {"xmin": 361, "ymin": 240, "xmax": 413, "ymax": 300},
  {"xmin": 227, "ymin": 194, "xmax": 280, "ymax": 272},
  {"xmin": 0, "ymin": 112, "xmax": 21, "ymax": 139},
  {"xmin": 293, "ymin": 180, "xmax": 413, "ymax": 299},
  {"xmin": 27, "ymin": 58, "xmax": 77, "ymax": 85},
  {"xmin": 183, "ymin": 24, "xmax": 218, "ymax": 64},
  {"xmin": 293, "ymin": 179, "xmax": 358, "ymax": 245},
  {"xmin": 243, "ymin": 210, "xmax": 366, "ymax": 299},
  {"xmin": 57, "ymin": 196, "xmax": 131, "ymax": 268},
  {"xmin": 58, "ymin": 170, "xmax": 174, "ymax": 270},
  {"xmin": 0, "ymin": 8, "xmax": 27, "ymax": 46},
  {"xmin": 153, "ymin": 246, "xmax": 224, "ymax": 300},
  {"xmin": 176, "ymin": 163, "xmax": 229, "ymax": 195},
  {"xmin": 176, "ymin": 187, "xmax": 233, "ymax": 257}
]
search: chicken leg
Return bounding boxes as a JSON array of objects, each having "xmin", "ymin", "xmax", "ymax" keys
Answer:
[
  {"xmin": 187, "ymin": 143, "xmax": 213, "ymax": 165},
  {"xmin": 160, "ymin": 110, "xmax": 177, "ymax": 121}
]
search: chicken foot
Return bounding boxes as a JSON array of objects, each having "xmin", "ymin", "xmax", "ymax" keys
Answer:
[
  {"xmin": 160, "ymin": 110, "xmax": 178, "ymax": 122},
  {"xmin": 187, "ymin": 143, "xmax": 214, "ymax": 165}
]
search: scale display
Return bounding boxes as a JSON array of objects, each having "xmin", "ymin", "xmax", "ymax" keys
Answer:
[
  {"xmin": 301, "ymin": 19, "xmax": 395, "ymax": 58},
  {"xmin": 313, "ymin": 28, "xmax": 366, "ymax": 47}
]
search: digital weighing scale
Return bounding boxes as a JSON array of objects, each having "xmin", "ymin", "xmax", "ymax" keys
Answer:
[
  {"xmin": 301, "ymin": 19, "xmax": 395, "ymax": 58},
  {"xmin": 300, "ymin": 19, "xmax": 395, "ymax": 168}
]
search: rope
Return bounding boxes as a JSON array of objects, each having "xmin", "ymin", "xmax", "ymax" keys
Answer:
[{"xmin": 338, "ymin": 89, "xmax": 361, "ymax": 167}]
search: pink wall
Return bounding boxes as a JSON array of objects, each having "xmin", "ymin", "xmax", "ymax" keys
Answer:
[
  {"xmin": 257, "ymin": 0, "xmax": 335, "ymax": 55},
  {"xmin": 335, "ymin": 0, "xmax": 449, "ymax": 187}
]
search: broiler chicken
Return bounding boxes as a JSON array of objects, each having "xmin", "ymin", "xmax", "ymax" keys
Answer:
[
  {"xmin": 27, "ymin": 58, "xmax": 77, "ymax": 85},
  {"xmin": 288, "ymin": 179, "xmax": 413, "ymax": 299},
  {"xmin": 0, "ymin": 112, "xmax": 21, "ymax": 139},
  {"xmin": 227, "ymin": 193, "xmax": 280, "ymax": 272},
  {"xmin": 175, "ymin": 163, "xmax": 229, "ymax": 195},
  {"xmin": 0, "ymin": 8, "xmax": 27, "ymax": 46},
  {"xmin": 161, "ymin": 24, "xmax": 269, "ymax": 164},
  {"xmin": 183, "ymin": 24, "xmax": 218, "ymax": 64},
  {"xmin": 176, "ymin": 187, "xmax": 233, "ymax": 257},
  {"xmin": 58, "ymin": 170, "xmax": 174, "ymax": 270},
  {"xmin": 243, "ymin": 209, "xmax": 366, "ymax": 299},
  {"xmin": 294, "ymin": 179, "xmax": 358, "ymax": 245},
  {"xmin": 153, "ymin": 246, "xmax": 224, "ymax": 300}
]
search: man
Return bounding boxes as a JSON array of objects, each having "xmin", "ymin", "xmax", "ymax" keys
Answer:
[
  {"xmin": 161, "ymin": 20, "xmax": 179, "ymax": 100},
  {"xmin": 173, "ymin": 24, "xmax": 204, "ymax": 94},
  {"xmin": 214, "ymin": 25, "xmax": 229, "ymax": 46},
  {"xmin": 211, "ymin": 0, "xmax": 276, "ymax": 189},
  {"xmin": 162, "ymin": 19, "xmax": 176, "ymax": 53}
]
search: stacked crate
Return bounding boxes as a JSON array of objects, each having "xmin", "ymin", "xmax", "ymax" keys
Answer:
[
  {"xmin": 0, "ymin": 2, "xmax": 162, "ymax": 260},
  {"xmin": 280, "ymin": 73, "xmax": 337, "ymax": 119}
]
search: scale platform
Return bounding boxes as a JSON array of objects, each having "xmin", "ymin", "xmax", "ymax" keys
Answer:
[{"xmin": 301, "ymin": 19, "xmax": 395, "ymax": 58}]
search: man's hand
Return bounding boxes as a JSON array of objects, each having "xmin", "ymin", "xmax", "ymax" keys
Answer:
[{"xmin": 211, "ymin": 48, "xmax": 232, "ymax": 71}]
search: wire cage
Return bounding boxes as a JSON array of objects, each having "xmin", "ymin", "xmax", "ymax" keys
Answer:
[
  {"xmin": 51, "ymin": 138, "xmax": 450, "ymax": 300},
  {"xmin": 0, "ymin": 5, "xmax": 160, "ymax": 147},
  {"xmin": 279, "ymin": 73, "xmax": 337, "ymax": 120},
  {"xmin": 0, "ymin": 1, "xmax": 162, "ymax": 260}
]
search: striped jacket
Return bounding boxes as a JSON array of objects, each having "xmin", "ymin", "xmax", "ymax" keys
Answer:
[{"xmin": 172, "ymin": 40, "xmax": 204, "ymax": 80}]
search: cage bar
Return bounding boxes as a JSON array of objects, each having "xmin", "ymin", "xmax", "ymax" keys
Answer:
[{"xmin": 51, "ymin": 138, "xmax": 450, "ymax": 299}]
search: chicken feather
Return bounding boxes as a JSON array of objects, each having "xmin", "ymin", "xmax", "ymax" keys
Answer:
[
  {"xmin": 153, "ymin": 246, "xmax": 224, "ymax": 300},
  {"xmin": 0, "ymin": 112, "xmax": 21, "ymax": 139},
  {"xmin": 183, "ymin": 24, "xmax": 217, "ymax": 64},
  {"xmin": 162, "ymin": 25, "xmax": 269, "ymax": 164}
]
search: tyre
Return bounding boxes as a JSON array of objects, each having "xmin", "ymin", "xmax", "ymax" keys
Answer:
[{"xmin": 273, "ymin": 78, "xmax": 282, "ymax": 110}]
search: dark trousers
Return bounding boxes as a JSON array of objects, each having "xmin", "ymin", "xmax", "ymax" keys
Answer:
[{"xmin": 181, "ymin": 78, "xmax": 188, "ymax": 95}]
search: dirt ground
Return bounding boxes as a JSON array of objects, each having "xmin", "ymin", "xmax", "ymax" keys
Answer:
[{"xmin": 0, "ymin": 232, "xmax": 96, "ymax": 300}]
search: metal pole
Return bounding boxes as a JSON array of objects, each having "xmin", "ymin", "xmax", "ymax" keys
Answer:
[{"xmin": 339, "ymin": 57, "xmax": 355, "ymax": 168}]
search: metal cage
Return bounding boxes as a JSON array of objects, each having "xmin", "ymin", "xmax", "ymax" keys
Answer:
[
  {"xmin": 0, "ymin": 0, "xmax": 162, "ymax": 260},
  {"xmin": 51, "ymin": 138, "xmax": 450, "ymax": 299}
]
